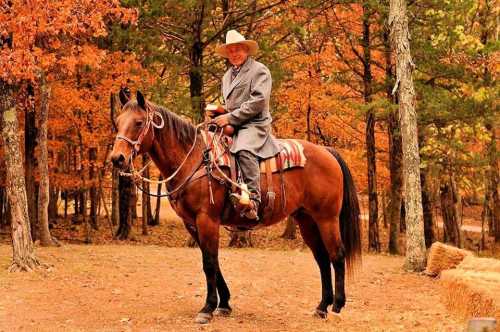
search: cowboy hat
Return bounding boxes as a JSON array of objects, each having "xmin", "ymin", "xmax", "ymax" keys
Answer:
[{"xmin": 215, "ymin": 30, "xmax": 259, "ymax": 57}]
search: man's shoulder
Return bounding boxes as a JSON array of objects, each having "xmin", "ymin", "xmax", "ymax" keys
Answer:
[{"xmin": 250, "ymin": 58, "xmax": 270, "ymax": 74}]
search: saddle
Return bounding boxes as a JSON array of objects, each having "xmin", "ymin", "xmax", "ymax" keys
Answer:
[{"xmin": 202, "ymin": 130, "xmax": 307, "ymax": 220}]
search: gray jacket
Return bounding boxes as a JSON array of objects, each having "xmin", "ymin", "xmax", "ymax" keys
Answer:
[{"xmin": 222, "ymin": 57, "xmax": 281, "ymax": 159}]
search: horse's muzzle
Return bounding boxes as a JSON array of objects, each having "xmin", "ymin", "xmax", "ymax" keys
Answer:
[{"xmin": 111, "ymin": 153, "xmax": 127, "ymax": 169}]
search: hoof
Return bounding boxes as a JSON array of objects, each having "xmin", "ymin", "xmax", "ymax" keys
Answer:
[
  {"xmin": 314, "ymin": 309, "xmax": 328, "ymax": 319},
  {"xmin": 215, "ymin": 307, "xmax": 232, "ymax": 316},
  {"xmin": 332, "ymin": 298, "xmax": 345, "ymax": 314},
  {"xmin": 195, "ymin": 312, "xmax": 213, "ymax": 324}
]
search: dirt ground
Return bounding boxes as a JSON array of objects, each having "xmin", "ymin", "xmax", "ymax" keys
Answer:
[{"xmin": 0, "ymin": 245, "xmax": 463, "ymax": 332}]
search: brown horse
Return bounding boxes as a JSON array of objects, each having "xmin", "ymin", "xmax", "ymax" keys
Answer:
[{"xmin": 110, "ymin": 90, "xmax": 362, "ymax": 324}]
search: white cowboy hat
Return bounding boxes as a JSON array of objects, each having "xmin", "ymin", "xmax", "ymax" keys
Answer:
[{"xmin": 215, "ymin": 30, "xmax": 259, "ymax": 57}]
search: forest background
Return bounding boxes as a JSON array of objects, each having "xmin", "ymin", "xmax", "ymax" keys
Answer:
[{"xmin": 0, "ymin": 0, "xmax": 498, "ymax": 260}]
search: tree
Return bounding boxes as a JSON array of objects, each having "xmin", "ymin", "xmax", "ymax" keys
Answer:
[
  {"xmin": 1, "ymin": 82, "xmax": 42, "ymax": 271},
  {"xmin": 37, "ymin": 71, "xmax": 56, "ymax": 246},
  {"xmin": 389, "ymin": 0, "xmax": 426, "ymax": 271}
]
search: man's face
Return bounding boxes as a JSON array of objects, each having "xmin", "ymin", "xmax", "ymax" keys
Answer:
[{"xmin": 226, "ymin": 44, "xmax": 249, "ymax": 67}]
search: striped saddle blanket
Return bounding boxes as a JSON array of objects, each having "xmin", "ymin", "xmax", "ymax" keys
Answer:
[{"xmin": 206, "ymin": 135, "xmax": 307, "ymax": 173}]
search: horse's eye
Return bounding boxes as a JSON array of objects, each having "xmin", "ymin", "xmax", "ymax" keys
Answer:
[{"xmin": 136, "ymin": 120, "xmax": 144, "ymax": 128}]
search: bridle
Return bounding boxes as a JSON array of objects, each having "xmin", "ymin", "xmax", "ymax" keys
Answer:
[{"xmin": 115, "ymin": 101, "xmax": 165, "ymax": 153}]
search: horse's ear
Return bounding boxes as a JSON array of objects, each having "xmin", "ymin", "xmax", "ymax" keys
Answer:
[
  {"xmin": 136, "ymin": 90, "xmax": 146, "ymax": 110},
  {"xmin": 119, "ymin": 87, "xmax": 131, "ymax": 107}
]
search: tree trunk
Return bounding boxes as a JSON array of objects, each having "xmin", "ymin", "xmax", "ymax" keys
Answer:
[
  {"xmin": 37, "ymin": 72, "xmax": 55, "ymax": 247},
  {"xmin": 362, "ymin": 3, "xmax": 380, "ymax": 252},
  {"xmin": 24, "ymin": 85, "xmax": 38, "ymax": 241},
  {"xmin": 111, "ymin": 168, "xmax": 120, "ymax": 226},
  {"xmin": 115, "ymin": 174, "xmax": 135, "ymax": 240},
  {"xmin": 89, "ymin": 147, "xmax": 98, "ymax": 230},
  {"xmin": 48, "ymin": 186, "xmax": 59, "ymax": 220},
  {"xmin": 387, "ymin": 107, "xmax": 403, "ymax": 254},
  {"xmin": 189, "ymin": 4, "xmax": 206, "ymax": 121},
  {"xmin": 228, "ymin": 230, "xmax": 253, "ymax": 248},
  {"xmin": 72, "ymin": 190, "xmax": 79, "ymax": 223},
  {"xmin": 63, "ymin": 190, "xmax": 68, "ymax": 220},
  {"xmin": 131, "ymin": 185, "xmax": 137, "ymax": 222},
  {"xmin": 484, "ymin": 123, "xmax": 500, "ymax": 241},
  {"xmin": 384, "ymin": 24, "xmax": 403, "ymax": 254},
  {"xmin": 141, "ymin": 155, "xmax": 150, "ymax": 235},
  {"xmin": 389, "ymin": 0, "xmax": 427, "ymax": 271},
  {"xmin": 150, "ymin": 176, "xmax": 162, "ymax": 226},
  {"xmin": 281, "ymin": 216, "xmax": 297, "ymax": 239},
  {"xmin": 82, "ymin": 191, "xmax": 91, "ymax": 244},
  {"xmin": 79, "ymin": 190, "xmax": 85, "ymax": 215},
  {"xmin": 0, "ymin": 187, "xmax": 10, "ymax": 229},
  {"xmin": 1, "ymin": 82, "xmax": 42, "ymax": 271},
  {"xmin": 190, "ymin": 40, "xmax": 204, "ymax": 121},
  {"xmin": 421, "ymin": 169, "xmax": 435, "ymax": 248},
  {"xmin": 440, "ymin": 179, "xmax": 461, "ymax": 247},
  {"xmin": 0, "ymin": 187, "xmax": 5, "ymax": 227}
]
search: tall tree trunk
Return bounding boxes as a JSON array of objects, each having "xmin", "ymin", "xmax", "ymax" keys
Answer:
[
  {"xmin": 150, "ymin": 176, "xmax": 162, "ymax": 226},
  {"xmin": 63, "ymin": 190, "xmax": 68, "ymax": 220},
  {"xmin": 48, "ymin": 186, "xmax": 59, "ymax": 220},
  {"xmin": 72, "ymin": 190, "xmax": 79, "ymax": 223},
  {"xmin": 0, "ymin": 187, "xmax": 5, "ymax": 227},
  {"xmin": 440, "ymin": 179, "xmax": 461, "ymax": 247},
  {"xmin": 389, "ymin": 0, "xmax": 427, "ymax": 271},
  {"xmin": 385, "ymin": 26, "xmax": 403, "ymax": 254},
  {"xmin": 37, "ymin": 72, "xmax": 55, "ymax": 247},
  {"xmin": 141, "ymin": 155, "xmax": 150, "ymax": 235},
  {"xmin": 189, "ymin": 3, "xmax": 206, "ymax": 121},
  {"xmin": 89, "ymin": 147, "xmax": 98, "ymax": 230},
  {"xmin": 362, "ymin": 3, "xmax": 380, "ymax": 252},
  {"xmin": 115, "ymin": 174, "xmax": 134, "ymax": 240},
  {"xmin": 111, "ymin": 168, "xmax": 120, "ymax": 226},
  {"xmin": 421, "ymin": 168, "xmax": 435, "ymax": 248},
  {"xmin": 24, "ymin": 84, "xmax": 38, "ymax": 240},
  {"xmin": 484, "ymin": 123, "xmax": 499, "ymax": 241},
  {"xmin": 1, "ymin": 82, "xmax": 42, "ymax": 271},
  {"xmin": 190, "ymin": 41, "xmax": 204, "ymax": 121},
  {"xmin": 417, "ymin": 131, "xmax": 434, "ymax": 248},
  {"xmin": 387, "ymin": 112, "xmax": 403, "ymax": 254}
]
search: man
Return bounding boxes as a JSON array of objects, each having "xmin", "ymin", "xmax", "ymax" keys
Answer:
[{"xmin": 210, "ymin": 30, "xmax": 281, "ymax": 220}]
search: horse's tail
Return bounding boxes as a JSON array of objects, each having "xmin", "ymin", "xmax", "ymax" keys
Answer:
[{"xmin": 326, "ymin": 147, "xmax": 362, "ymax": 274}]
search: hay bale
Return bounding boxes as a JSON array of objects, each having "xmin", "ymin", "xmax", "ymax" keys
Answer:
[
  {"xmin": 441, "ymin": 269, "xmax": 500, "ymax": 330},
  {"xmin": 458, "ymin": 255, "xmax": 500, "ymax": 273},
  {"xmin": 425, "ymin": 241, "xmax": 472, "ymax": 276}
]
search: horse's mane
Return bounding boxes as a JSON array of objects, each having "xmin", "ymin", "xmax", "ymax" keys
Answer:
[
  {"xmin": 125, "ymin": 100, "xmax": 197, "ymax": 146},
  {"xmin": 153, "ymin": 104, "xmax": 196, "ymax": 146}
]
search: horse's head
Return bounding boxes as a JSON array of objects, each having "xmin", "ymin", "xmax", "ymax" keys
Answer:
[{"xmin": 110, "ymin": 89, "xmax": 163, "ymax": 170}]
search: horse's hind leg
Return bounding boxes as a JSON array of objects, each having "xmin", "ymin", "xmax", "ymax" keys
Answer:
[
  {"xmin": 314, "ymin": 216, "xmax": 346, "ymax": 313},
  {"xmin": 295, "ymin": 211, "xmax": 334, "ymax": 318}
]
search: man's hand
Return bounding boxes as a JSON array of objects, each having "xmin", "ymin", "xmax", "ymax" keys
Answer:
[
  {"xmin": 213, "ymin": 113, "xmax": 231, "ymax": 127},
  {"xmin": 205, "ymin": 104, "xmax": 226, "ymax": 120}
]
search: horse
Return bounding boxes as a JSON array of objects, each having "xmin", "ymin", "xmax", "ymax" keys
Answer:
[{"xmin": 110, "ymin": 90, "xmax": 362, "ymax": 324}]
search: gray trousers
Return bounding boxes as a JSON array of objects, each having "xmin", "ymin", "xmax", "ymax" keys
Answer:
[{"xmin": 236, "ymin": 150, "xmax": 261, "ymax": 203}]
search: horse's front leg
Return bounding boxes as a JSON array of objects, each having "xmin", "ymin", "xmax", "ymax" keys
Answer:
[{"xmin": 194, "ymin": 212, "xmax": 221, "ymax": 324}]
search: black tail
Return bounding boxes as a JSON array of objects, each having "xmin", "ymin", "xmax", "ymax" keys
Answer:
[{"xmin": 326, "ymin": 147, "xmax": 362, "ymax": 273}]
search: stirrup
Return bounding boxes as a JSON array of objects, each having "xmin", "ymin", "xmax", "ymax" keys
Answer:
[
  {"xmin": 242, "ymin": 200, "xmax": 259, "ymax": 221},
  {"xmin": 229, "ymin": 192, "xmax": 241, "ymax": 206}
]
